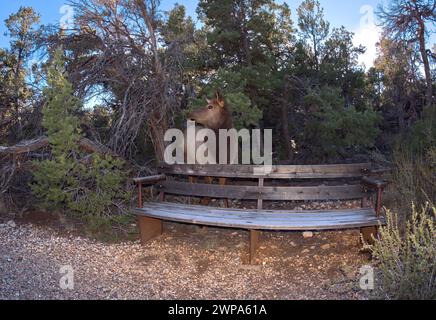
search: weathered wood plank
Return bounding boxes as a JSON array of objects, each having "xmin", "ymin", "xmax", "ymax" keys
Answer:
[
  {"xmin": 136, "ymin": 203, "xmax": 378, "ymax": 224},
  {"xmin": 137, "ymin": 216, "xmax": 163, "ymax": 244},
  {"xmin": 133, "ymin": 202, "xmax": 385, "ymax": 231},
  {"xmin": 158, "ymin": 163, "xmax": 371, "ymax": 179},
  {"xmin": 250, "ymin": 230, "xmax": 260, "ymax": 264},
  {"xmin": 139, "ymin": 202, "xmax": 376, "ymax": 219},
  {"xmin": 156, "ymin": 181, "xmax": 366, "ymax": 201}
]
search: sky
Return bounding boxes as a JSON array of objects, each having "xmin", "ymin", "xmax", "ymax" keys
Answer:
[{"xmin": 0, "ymin": 0, "xmax": 435, "ymax": 69}]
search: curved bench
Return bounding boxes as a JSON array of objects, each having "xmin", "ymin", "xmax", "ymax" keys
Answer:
[{"xmin": 133, "ymin": 163, "xmax": 388, "ymax": 263}]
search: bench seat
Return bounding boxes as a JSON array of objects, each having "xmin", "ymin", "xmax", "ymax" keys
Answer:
[{"xmin": 133, "ymin": 202, "xmax": 385, "ymax": 231}]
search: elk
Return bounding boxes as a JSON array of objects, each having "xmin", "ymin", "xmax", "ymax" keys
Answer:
[
  {"xmin": 185, "ymin": 90, "xmax": 235, "ymax": 164},
  {"xmin": 186, "ymin": 90, "xmax": 234, "ymax": 206}
]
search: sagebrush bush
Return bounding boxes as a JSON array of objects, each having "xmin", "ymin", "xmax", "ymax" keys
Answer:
[{"xmin": 365, "ymin": 205, "xmax": 436, "ymax": 300}]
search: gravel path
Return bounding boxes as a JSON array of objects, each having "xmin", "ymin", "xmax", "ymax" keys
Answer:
[{"xmin": 0, "ymin": 220, "xmax": 371, "ymax": 300}]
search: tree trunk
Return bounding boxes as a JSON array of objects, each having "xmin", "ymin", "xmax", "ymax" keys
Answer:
[
  {"xmin": 280, "ymin": 82, "xmax": 293, "ymax": 161},
  {"xmin": 136, "ymin": 0, "xmax": 171, "ymax": 162},
  {"xmin": 418, "ymin": 21, "xmax": 433, "ymax": 108},
  {"xmin": 149, "ymin": 115, "xmax": 167, "ymax": 163},
  {"xmin": 239, "ymin": 1, "xmax": 252, "ymax": 67}
]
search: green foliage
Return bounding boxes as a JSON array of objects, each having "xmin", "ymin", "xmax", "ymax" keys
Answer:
[
  {"xmin": 31, "ymin": 49, "xmax": 131, "ymax": 227},
  {"xmin": 68, "ymin": 154, "xmax": 132, "ymax": 217},
  {"xmin": 297, "ymin": 0, "xmax": 329, "ymax": 60},
  {"xmin": 196, "ymin": 0, "xmax": 292, "ymax": 127},
  {"xmin": 301, "ymin": 86, "xmax": 381, "ymax": 158},
  {"xmin": 31, "ymin": 49, "xmax": 81, "ymax": 208},
  {"xmin": 408, "ymin": 106, "xmax": 436, "ymax": 154},
  {"xmin": 0, "ymin": 7, "xmax": 40, "ymax": 143},
  {"xmin": 365, "ymin": 205, "xmax": 436, "ymax": 300}
]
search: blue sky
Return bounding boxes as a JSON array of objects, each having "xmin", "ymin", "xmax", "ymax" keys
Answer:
[{"xmin": 0, "ymin": 0, "xmax": 434, "ymax": 68}]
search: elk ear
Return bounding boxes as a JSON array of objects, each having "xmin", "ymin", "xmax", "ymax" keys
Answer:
[
  {"xmin": 215, "ymin": 89, "xmax": 225, "ymax": 108},
  {"xmin": 206, "ymin": 98, "xmax": 212, "ymax": 105}
]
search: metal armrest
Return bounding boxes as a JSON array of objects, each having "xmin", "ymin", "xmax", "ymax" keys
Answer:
[
  {"xmin": 134, "ymin": 174, "xmax": 166, "ymax": 207},
  {"xmin": 361, "ymin": 176, "xmax": 389, "ymax": 190},
  {"xmin": 134, "ymin": 174, "xmax": 166, "ymax": 185},
  {"xmin": 361, "ymin": 176, "xmax": 390, "ymax": 217}
]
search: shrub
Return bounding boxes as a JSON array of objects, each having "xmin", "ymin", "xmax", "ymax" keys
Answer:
[
  {"xmin": 31, "ymin": 49, "xmax": 82, "ymax": 209},
  {"xmin": 68, "ymin": 154, "xmax": 132, "ymax": 217},
  {"xmin": 391, "ymin": 146, "xmax": 435, "ymax": 212},
  {"xmin": 365, "ymin": 205, "xmax": 436, "ymax": 300},
  {"xmin": 390, "ymin": 107, "xmax": 435, "ymax": 212},
  {"xmin": 302, "ymin": 86, "xmax": 381, "ymax": 159},
  {"xmin": 31, "ymin": 49, "xmax": 132, "ymax": 239}
]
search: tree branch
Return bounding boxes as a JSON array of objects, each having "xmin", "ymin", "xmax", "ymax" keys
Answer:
[{"xmin": 0, "ymin": 136, "xmax": 120, "ymax": 158}]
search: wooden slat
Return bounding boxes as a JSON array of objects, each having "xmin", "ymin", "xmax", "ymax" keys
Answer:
[
  {"xmin": 133, "ymin": 202, "xmax": 385, "ymax": 231},
  {"xmin": 156, "ymin": 181, "xmax": 365, "ymax": 201},
  {"xmin": 158, "ymin": 163, "xmax": 371, "ymax": 179}
]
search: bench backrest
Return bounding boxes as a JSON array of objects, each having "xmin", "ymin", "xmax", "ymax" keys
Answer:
[{"xmin": 156, "ymin": 163, "xmax": 372, "ymax": 202}]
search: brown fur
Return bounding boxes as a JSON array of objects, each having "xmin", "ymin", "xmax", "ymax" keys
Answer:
[{"xmin": 188, "ymin": 91, "xmax": 234, "ymax": 131}]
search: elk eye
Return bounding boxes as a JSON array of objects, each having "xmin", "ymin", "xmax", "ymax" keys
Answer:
[{"xmin": 208, "ymin": 105, "xmax": 213, "ymax": 109}]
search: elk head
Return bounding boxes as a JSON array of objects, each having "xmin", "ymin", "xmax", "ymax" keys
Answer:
[{"xmin": 188, "ymin": 90, "xmax": 234, "ymax": 130}]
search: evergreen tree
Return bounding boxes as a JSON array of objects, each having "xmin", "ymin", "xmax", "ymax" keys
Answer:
[
  {"xmin": 31, "ymin": 49, "xmax": 130, "ymax": 218},
  {"xmin": 297, "ymin": 0, "xmax": 329, "ymax": 76},
  {"xmin": 1, "ymin": 7, "xmax": 40, "ymax": 143},
  {"xmin": 31, "ymin": 49, "xmax": 82, "ymax": 207}
]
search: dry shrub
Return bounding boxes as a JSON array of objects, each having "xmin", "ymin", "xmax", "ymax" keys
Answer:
[{"xmin": 366, "ymin": 204, "xmax": 436, "ymax": 300}]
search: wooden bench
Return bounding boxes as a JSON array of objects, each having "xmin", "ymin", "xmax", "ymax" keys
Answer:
[{"xmin": 133, "ymin": 163, "xmax": 388, "ymax": 263}]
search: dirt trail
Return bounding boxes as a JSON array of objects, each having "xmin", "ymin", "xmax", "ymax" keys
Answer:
[{"xmin": 0, "ymin": 217, "xmax": 371, "ymax": 300}]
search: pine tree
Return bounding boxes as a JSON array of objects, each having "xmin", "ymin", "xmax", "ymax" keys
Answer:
[{"xmin": 31, "ymin": 49, "xmax": 82, "ymax": 207}]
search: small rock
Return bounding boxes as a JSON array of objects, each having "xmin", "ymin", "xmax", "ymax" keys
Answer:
[
  {"xmin": 7, "ymin": 220, "xmax": 16, "ymax": 228},
  {"xmin": 239, "ymin": 265, "xmax": 263, "ymax": 271},
  {"xmin": 301, "ymin": 249, "xmax": 310, "ymax": 254},
  {"xmin": 310, "ymin": 246, "xmax": 316, "ymax": 250},
  {"xmin": 303, "ymin": 231, "xmax": 313, "ymax": 239},
  {"xmin": 290, "ymin": 241, "xmax": 297, "ymax": 247},
  {"xmin": 321, "ymin": 244, "xmax": 331, "ymax": 250}
]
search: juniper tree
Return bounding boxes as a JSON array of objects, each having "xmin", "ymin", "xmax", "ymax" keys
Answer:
[
  {"xmin": 31, "ymin": 49, "xmax": 82, "ymax": 207},
  {"xmin": 31, "ymin": 49, "xmax": 131, "ymax": 218}
]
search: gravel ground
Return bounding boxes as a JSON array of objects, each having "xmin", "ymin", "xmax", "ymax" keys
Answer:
[{"xmin": 0, "ymin": 214, "xmax": 373, "ymax": 300}]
